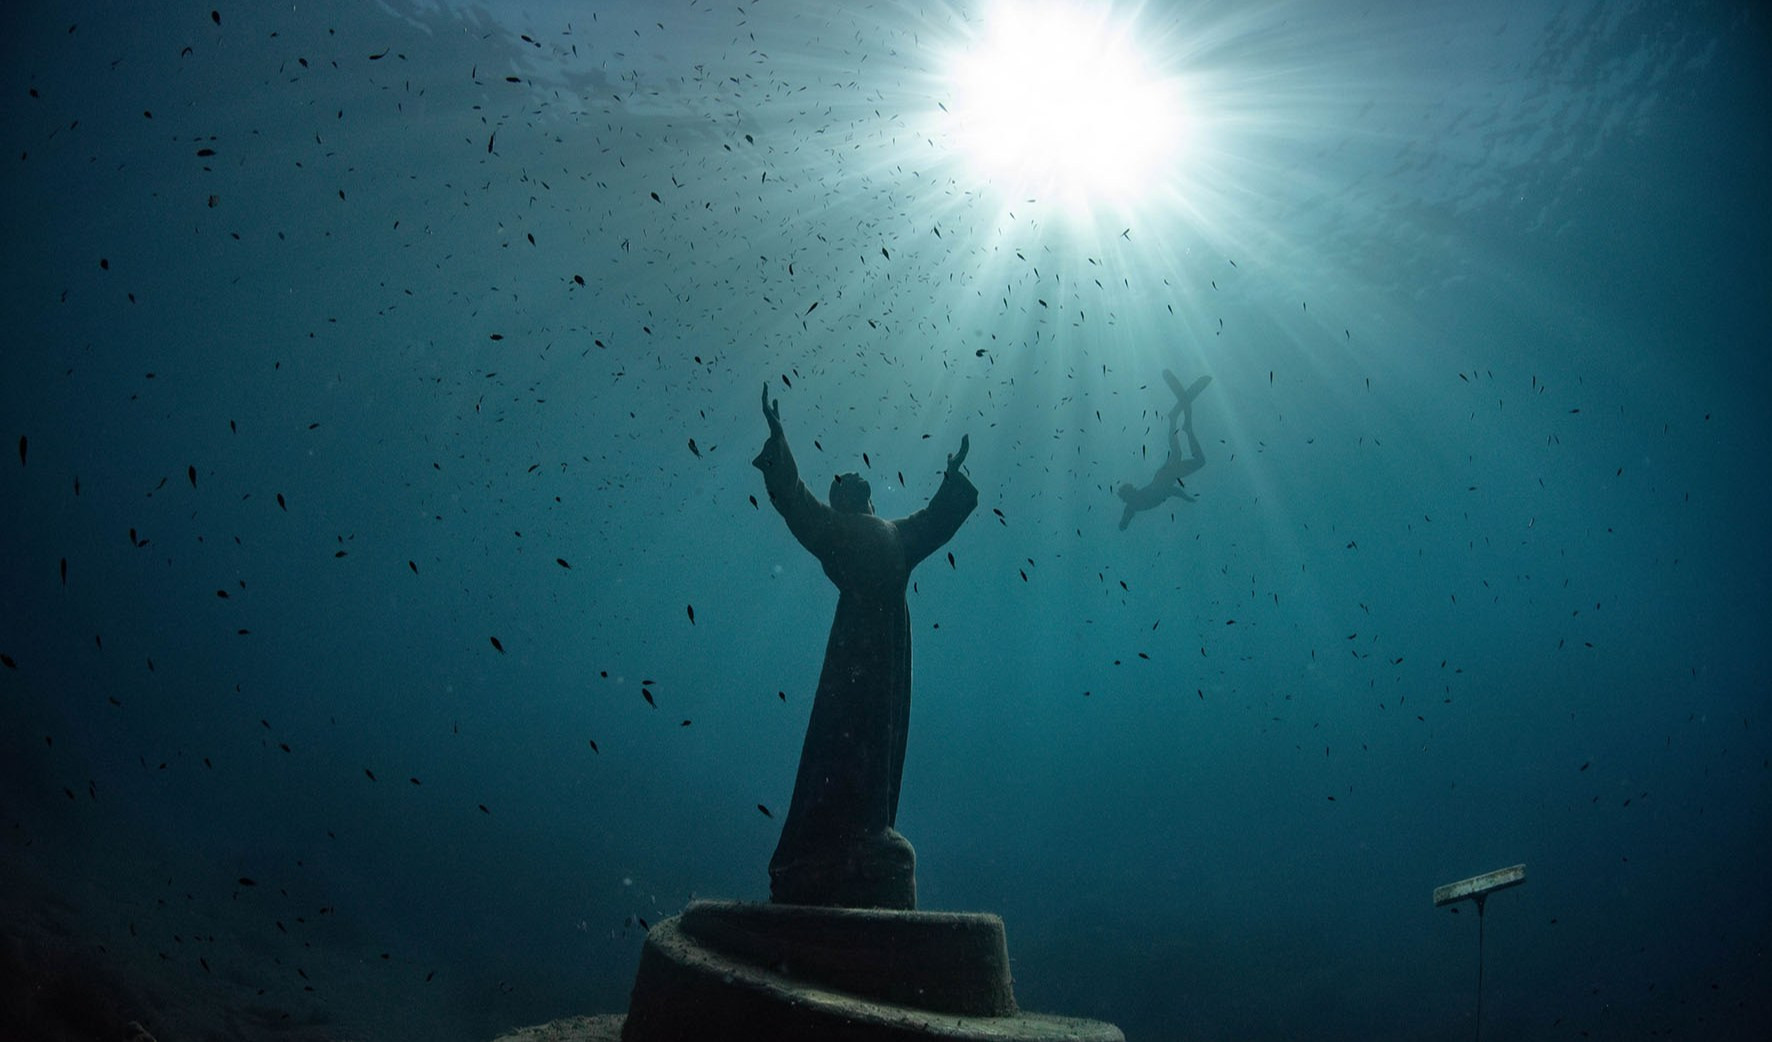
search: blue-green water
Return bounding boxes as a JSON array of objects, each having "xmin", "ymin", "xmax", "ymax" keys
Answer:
[{"xmin": 3, "ymin": 1, "xmax": 1767, "ymax": 1039}]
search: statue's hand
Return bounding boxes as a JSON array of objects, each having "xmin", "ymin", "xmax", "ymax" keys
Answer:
[
  {"xmin": 946, "ymin": 433, "xmax": 970, "ymax": 476},
  {"xmin": 760, "ymin": 383, "xmax": 785, "ymax": 439},
  {"xmin": 755, "ymin": 383, "xmax": 788, "ymax": 473}
]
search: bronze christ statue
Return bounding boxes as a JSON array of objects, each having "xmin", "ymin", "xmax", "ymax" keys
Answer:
[{"xmin": 752, "ymin": 384, "xmax": 976, "ymax": 910}]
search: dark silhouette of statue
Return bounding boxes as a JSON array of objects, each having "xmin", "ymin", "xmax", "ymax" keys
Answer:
[
  {"xmin": 752, "ymin": 384, "xmax": 976, "ymax": 910},
  {"xmin": 1117, "ymin": 371, "xmax": 1210, "ymax": 530}
]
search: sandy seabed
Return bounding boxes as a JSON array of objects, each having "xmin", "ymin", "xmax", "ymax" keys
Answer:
[{"xmin": 488, "ymin": 1015, "xmax": 625, "ymax": 1042}]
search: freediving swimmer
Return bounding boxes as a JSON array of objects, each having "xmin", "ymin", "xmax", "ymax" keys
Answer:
[
  {"xmin": 1117, "ymin": 371, "xmax": 1210, "ymax": 531},
  {"xmin": 751, "ymin": 383, "xmax": 977, "ymax": 910}
]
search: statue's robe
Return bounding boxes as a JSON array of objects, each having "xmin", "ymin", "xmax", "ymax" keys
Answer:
[{"xmin": 755, "ymin": 440, "xmax": 977, "ymax": 909}]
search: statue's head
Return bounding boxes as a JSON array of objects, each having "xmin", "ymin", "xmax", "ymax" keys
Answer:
[{"xmin": 830, "ymin": 472, "xmax": 874, "ymax": 514}]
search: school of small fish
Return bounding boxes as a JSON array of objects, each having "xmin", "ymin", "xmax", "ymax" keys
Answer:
[{"xmin": 0, "ymin": 2, "xmax": 1753, "ymax": 1038}]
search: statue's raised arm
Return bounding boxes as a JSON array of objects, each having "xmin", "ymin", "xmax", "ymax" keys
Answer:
[
  {"xmin": 948, "ymin": 433, "xmax": 969, "ymax": 474},
  {"xmin": 753, "ymin": 384, "xmax": 840, "ymax": 561},
  {"xmin": 895, "ymin": 433, "xmax": 976, "ymax": 568},
  {"xmin": 753, "ymin": 383, "xmax": 794, "ymax": 481}
]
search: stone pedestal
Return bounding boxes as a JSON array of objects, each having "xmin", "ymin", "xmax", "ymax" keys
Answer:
[{"xmin": 621, "ymin": 900, "xmax": 1122, "ymax": 1042}]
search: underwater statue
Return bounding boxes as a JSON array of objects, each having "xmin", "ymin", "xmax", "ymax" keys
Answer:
[
  {"xmin": 1117, "ymin": 370, "xmax": 1210, "ymax": 530},
  {"xmin": 752, "ymin": 384, "xmax": 976, "ymax": 910}
]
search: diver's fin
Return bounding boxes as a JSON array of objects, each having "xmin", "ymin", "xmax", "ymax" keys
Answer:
[{"xmin": 1163, "ymin": 370, "xmax": 1212, "ymax": 403}]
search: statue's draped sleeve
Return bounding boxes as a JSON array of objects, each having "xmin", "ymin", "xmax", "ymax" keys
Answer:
[
  {"xmin": 754, "ymin": 426, "xmax": 839, "ymax": 561},
  {"xmin": 893, "ymin": 469, "xmax": 979, "ymax": 567}
]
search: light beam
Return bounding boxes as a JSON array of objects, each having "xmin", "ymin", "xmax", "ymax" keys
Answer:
[{"xmin": 943, "ymin": 1, "xmax": 1190, "ymax": 220}]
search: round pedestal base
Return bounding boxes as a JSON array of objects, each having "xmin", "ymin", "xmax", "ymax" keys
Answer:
[{"xmin": 621, "ymin": 900, "xmax": 1122, "ymax": 1042}]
